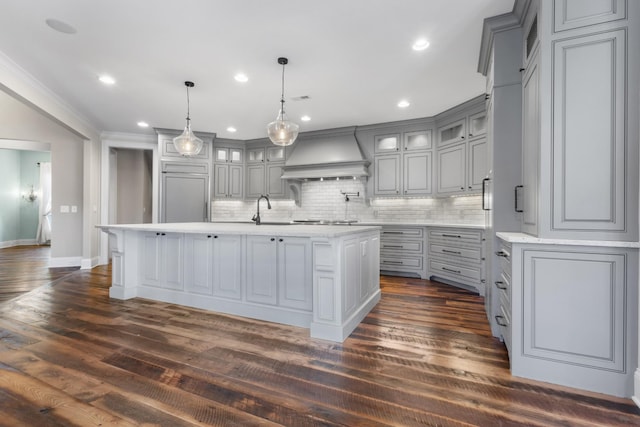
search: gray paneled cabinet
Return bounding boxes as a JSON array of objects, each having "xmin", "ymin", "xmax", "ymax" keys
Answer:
[
  {"xmin": 245, "ymin": 235, "xmax": 311, "ymax": 310},
  {"xmin": 213, "ymin": 144, "xmax": 244, "ymax": 199},
  {"xmin": 497, "ymin": 236, "xmax": 638, "ymax": 398},
  {"xmin": 436, "ymin": 109, "xmax": 487, "ymax": 195},
  {"xmin": 183, "ymin": 233, "xmax": 242, "ymax": 299},
  {"xmin": 373, "ymin": 130, "xmax": 433, "ymax": 196},
  {"xmin": 156, "ymin": 128, "xmax": 214, "ymax": 223},
  {"xmin": 245, "ymin": 146, "xmax": 287, "ymax": 199},
  {"xmin": 140, "ymin": 231, "xmax": 183, "ymax": 290},
  {"xmin": 517, "ymin": 0, "xmax": 638, "ymax": 241}
]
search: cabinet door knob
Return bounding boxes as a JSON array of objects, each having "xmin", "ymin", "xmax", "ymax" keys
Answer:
[
  {"xmin": 460, "ymin": 187, "xmax": 464, "ymax": 190},
  {"xmin": 156, "ymin": 232, "xmax": 161, "ymax": 236},
  {"xmin": 214, "ymin": 235, "xmax": 218, "ymax": 239},
  {"xmin": 461, "ymin": 136, "xmax": 465, "ymax": 139},
  {"xmin": 468, "ymin": 186, "xmax": 472, "ymax": 189},
  {"xmin": 207, "ymin": 235, "xmax": 212, "ymax": 238},
  {"xmin": 469, "ymin": 133, "xmax": 473, "ymax": 137},
  {"xmin": 161, "ymin": 233, "xmax": 166, "ymax": 236},
  {"xmin": 270, "ymin": 237, "xmax": 275, "ymax": 242},
  {"xmin": 519, "ymin": 67, "xmax": 525, "ymax": 72},
  {"xmin": 279, "ymin": 238, "xmax": 283, "ymax": 242}
]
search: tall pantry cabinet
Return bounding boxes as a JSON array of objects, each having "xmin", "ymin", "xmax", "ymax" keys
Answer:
[{"xmin": 480, "ymin": 0, "xmax": 640, "ymax": 399}]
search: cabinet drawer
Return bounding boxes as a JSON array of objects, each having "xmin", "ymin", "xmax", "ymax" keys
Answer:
[
  {"xmin": 429, "ymin": 243, "xmax": 481, "ymax": 262},
  {"xmin": 494, "ymin": 271, "xmax": 511, "ymax": 305},
  {"xmin": 496, "ymin": 243, "xmax": 512, "ymax": 274},
  {"xmin": 381, "ymin": 241, "xmax": 423, "ymax": 253},
  {"xmin": 429, "ymin": 229, "xmax": 482, "ymax": 243},
  {"xmin": 381, "ymin": 256, "xmax": 422, "ymax": 270},
  {"xmin": 497, "ymin": 303, "xmax": 512, "ymax": 355},
  {"xmin": 381, "ymin": 227, "xmax": 424, "ymax": 239},
  {"xmin": 429, "ymin": 259, "xmax": 481, "ymax": 282}
]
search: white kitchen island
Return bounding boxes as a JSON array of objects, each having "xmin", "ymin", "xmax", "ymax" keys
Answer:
[{"xmin": 98, "ymin": 222, "xmax": 381, "ymax": 342}]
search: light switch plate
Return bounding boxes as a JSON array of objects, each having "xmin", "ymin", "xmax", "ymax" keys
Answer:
[{"xmin": 60, "ymin": 205, "xmax": 69, "ymax": 213}]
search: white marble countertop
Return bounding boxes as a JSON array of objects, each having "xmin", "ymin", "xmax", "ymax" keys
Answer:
[
  {"xmin": 496, "ymin": 232, "xmax": 640, "ymax": 248},
  {"xmin": 211, "ymin": 220, "xmax": 485, "ymax": 230},
  {"xmin": 97, "ymin": 222, "xmax": 381, "ymax": 238}
]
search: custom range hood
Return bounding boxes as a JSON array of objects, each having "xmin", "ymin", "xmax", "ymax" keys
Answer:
[{"xmin": 280, "ymin": 126, "xmax": 370, "ymax": 180}]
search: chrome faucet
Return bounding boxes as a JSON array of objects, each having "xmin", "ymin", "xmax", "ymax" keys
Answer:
[{"xmin": 251, "ymin": 194, "xmax": 271, "ymax": 225}]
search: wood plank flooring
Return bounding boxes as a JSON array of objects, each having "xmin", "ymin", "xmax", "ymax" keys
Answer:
[
  {"xmin": 0, "ymin": 245, "xmax": 78, "ymax": 302},
  {"xmin": 1, "ymin": 247, "xmax": 639, "ymax": 426}
]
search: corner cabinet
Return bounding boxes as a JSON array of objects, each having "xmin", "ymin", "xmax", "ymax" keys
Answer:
[
  {"xmin": 373, "ymin": 130, "xmax": 433, "ymax": 197},
  {"xmin": 436, "ymin": 110, "xmax": 487, "ymax": 195}
]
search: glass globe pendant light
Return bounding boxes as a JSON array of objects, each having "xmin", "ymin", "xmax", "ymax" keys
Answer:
[
  {"xmin": 173, "ymin": 81, "xmax": 204, "ymax": 156},
  {"xmin": 267, "ymin": 57, "xmax": 299, "ymax": 146}
]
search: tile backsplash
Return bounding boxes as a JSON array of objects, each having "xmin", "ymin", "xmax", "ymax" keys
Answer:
[{"xmin": 211, "ymin": 178, "xmax": 484, "ymax": 224}]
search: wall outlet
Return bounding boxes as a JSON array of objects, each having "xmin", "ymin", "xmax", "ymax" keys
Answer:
[{"xmin": 71, "ymin": 205, "xmax": 78, "ymax": 213}]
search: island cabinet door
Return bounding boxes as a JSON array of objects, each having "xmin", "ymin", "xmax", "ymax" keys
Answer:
[
  {"xmin": 183, "ymin": 234, "xmax": 214, "ymax": 295},
  {"xmin": 246, "ymin": 236, "xmax": 278, "ymax": 305},
  {"xmin": 141, "ymin": 232, "xmax": 184, "ymax": 290},
  {"xmin": 212, "ymin": 235, "xmax": 243, "ymax": 300},
  {"xmin": 277, "ymin": 237, "xmax": 312, "ymax": 311}
]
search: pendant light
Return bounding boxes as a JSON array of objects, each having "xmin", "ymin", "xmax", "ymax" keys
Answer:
[
  {"xmin": 267, "ymin": 57, "xmax": 299, "ymax": 146},
  {"xmin": 173, "ymin": 81, "xmax": 203, "ymax": 156}
]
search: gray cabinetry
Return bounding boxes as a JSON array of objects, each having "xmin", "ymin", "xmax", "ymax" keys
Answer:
[
  {"xmin": 373, "ymin": 130, "xmax": 433, "ymax": 197},
  {"xmin": 183, "ymin": 233, "xmax": 242, "ymax": 299},
  {"xmin": 246, "ymin": 235, "xmax": 311, "ymax": 310},
  {"xmin": 379, "ymin": 226, "xmax": 426, "ymax": 279},
  {"xmin": 213, "ymin": 163, "xmax": 243, "ymax": 199},
  {"xmin": 141, "ymin": 231, "xmax": 183, "ymax": 290},
  {"xmin": 245, "ymin": 144, "xmax": 287, "ymax": 199},
  {"xmin": 428, "ymin": 228, "xmax": 485, "ymax": 295},
  {"xmin": 435, "ymin": 106, "xmax": 488, "ymax": 195},
  {"xmin": 517, "ymin": 0, "xmax": 637, "ymax": 241},
  {"xmin": 156, "ymin": 128, "xmax": 214, "ymax": 223},
  {"xmin": 498, "ymin": 235, "xmax": 638, "ymax": 398}
]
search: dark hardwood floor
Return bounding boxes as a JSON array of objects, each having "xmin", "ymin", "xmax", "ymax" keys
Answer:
[
  {"xmin": 0, "ymin": 245, "xmax": 78, "ymax": 302},
  {"xmin": 1, "ymin": 246, "xmax": 639, "ymax": 426}
]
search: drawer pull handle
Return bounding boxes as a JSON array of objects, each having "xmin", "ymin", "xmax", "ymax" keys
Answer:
[
  {"xmin": 495, "ymin": 251, "xmax": 509, "ymax": 258},
  {"xmin": 384, "ymin": 260, "xmax": 404, "ymax": 265},
  {"xmin": 495, "ymin": 315, "xmax": 508, "ymax": 327},
  {"xmin": 383, "ymin": 245, "xmax": 403, "ymax": 248},
  {"xmin": 442, "ymin": 234, "xmax": 462, "ymax": 238},
  {"xmin": 495, "ymin": 281, "xmax": 507, "ymax": 290},
  {"xmin": 442, "ymin": 267, "xmax": 461, "ymax": 274},
  {"xmin": 442, "ymin": 249, "xmax": 462, "ymax": 255},
  {"xmin": 383, "ymin": 231, "xmax": 404, "ymax": 234}
]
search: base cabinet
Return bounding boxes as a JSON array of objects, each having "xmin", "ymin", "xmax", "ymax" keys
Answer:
[
  {"xmin": 498, "ymin": 235, "xmax": 638, "ymax": 398},
  {"xmin": 246, "ymin": 235, "xmax": 311, "ymax": 310},
  {"xmin": 379, "ymin": 226, "xmax": 426, "ymax": 279},
  {"xmin": 141, "ymin": 232, "xmax": 183, "ymax": 290},
  {"xmin": 428, "ymin": 228, "xmax": 485, "ymax": 295}
]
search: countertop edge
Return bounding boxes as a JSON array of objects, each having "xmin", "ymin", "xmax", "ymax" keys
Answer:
[{"xmin": 496, "ymin": 232, "xmax": 640, "ymax": 249}]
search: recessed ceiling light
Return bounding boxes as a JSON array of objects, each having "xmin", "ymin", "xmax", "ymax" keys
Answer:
[
  {"xmin": 397, "ymin": 100, "xmax": 410, "ymax": 108},
  {"xmin": 45, "ymin": 18, "xmax": 77, "ymax": 34},
  {"xmin": 301, "ymin": 115, "xmax": 311, "ymax": 122},
  {"xmin": 99, "ymin": 75, "xmax": 116, "ymax": 85},
  {"xmin": 234, "ymin": 73, "xmax": 248, "ymax": 83},
  {"xmin": 227, "ymin": 127, "xmax": 237, "ymax": 133},
  {"xmin": 412, "ymin": 38, "xmax": 430, "ymax": 51},
  {"xmin": 137, "ymin": 121, "xmax": 149, "ymax": 128}
]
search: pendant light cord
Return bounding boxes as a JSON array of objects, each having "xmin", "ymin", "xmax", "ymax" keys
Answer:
[
  {"xmin": 186, "ymin": 85, "xmax": 191, "ymax": 122},
  {"xmin": 280, "ymin": 62, "xmax": 286, "ymax": 114}
]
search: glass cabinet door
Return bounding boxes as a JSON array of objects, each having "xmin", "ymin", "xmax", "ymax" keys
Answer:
[
  {"xmin": 468, "ymin": 112, "xmax": 487, "ymax": 139},
  {"xmin": 247, "ymin": 148, "xmax": 265, "ymax": 163},
  {"xmin": 374, "ymin": 134, "xmax": 400, "ymax": 153},
  {"xmin": 266, "ymin": 146, "xmax": 285, "ymax": 162},
  {"xmin": 403, "ymin": 130, "xmax": 432, "ymax": 151}
]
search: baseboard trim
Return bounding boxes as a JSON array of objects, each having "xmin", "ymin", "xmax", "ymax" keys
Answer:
[
  {"xmin": 49, "ymin": 256, "xmax": 82, "ymax": 268},
  {"xmin": 0, "ymin": 239, "xmax": 39, "ymax": 248},
  {"xmin": 80, "ymin": 256, "xmax": 100, "ymax": 270}
]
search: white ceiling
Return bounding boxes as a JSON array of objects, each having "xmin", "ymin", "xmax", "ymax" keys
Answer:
[{"xmin": 0, "ymin": 0, "xmax": 514, "ymax": 140}]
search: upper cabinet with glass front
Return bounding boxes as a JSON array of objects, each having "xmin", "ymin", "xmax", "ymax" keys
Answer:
[
  {"xmin": 437, "ymin": 118, "xmax": 466, "ymax": 147},
  {"xmin": 403, "ymin": 130, "xmax": 432, "ymax": 151},
  {"xmin": 215, "ymin": 147, "xmax": 243, "ymax": 163},
  {"xmin": 468, "ymin": 111, "xmax": 487, "ymax": 139},
  {"xmin": 374, "ymin": 134, "xmax": 401, "ymax": 153}
]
